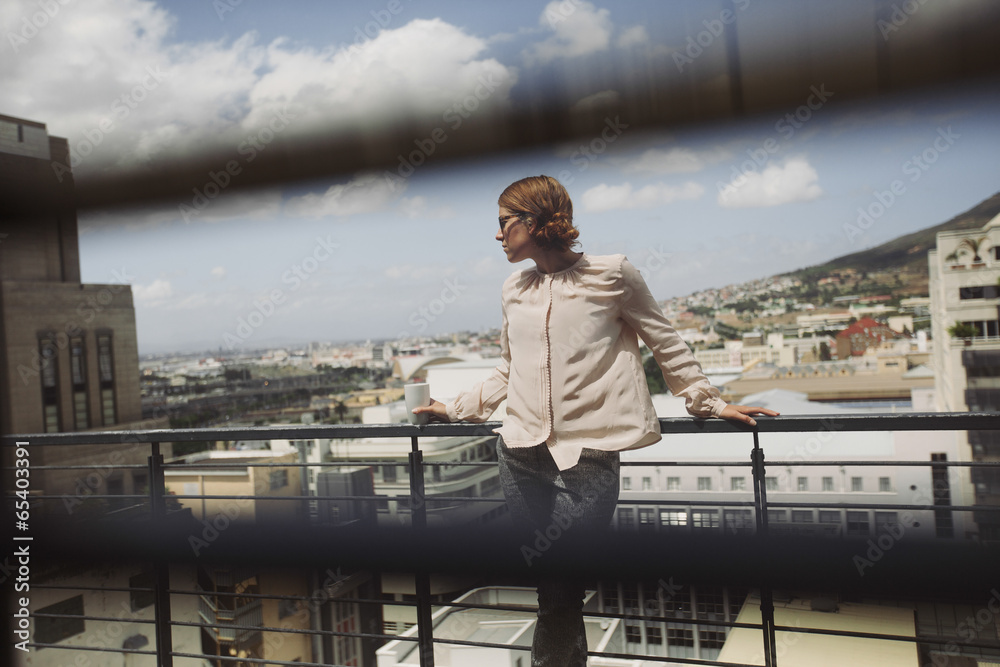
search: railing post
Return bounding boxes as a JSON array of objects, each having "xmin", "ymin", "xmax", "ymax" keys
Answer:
[
  {"xmin": 750, "ymin": 430, "xmax": 777, "ymax": 667},
  {"xmin": 148, "ymin": 442, "xmax": 174, "ymax": 667},
  {"xmin": 409, "ymin": 434, "xmax": 435, "ymax": 666}
]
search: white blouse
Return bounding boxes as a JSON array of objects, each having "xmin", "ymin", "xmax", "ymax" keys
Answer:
[{"xmin": 444, "ymin": 253, "xmax": 727, "ymax": 471}]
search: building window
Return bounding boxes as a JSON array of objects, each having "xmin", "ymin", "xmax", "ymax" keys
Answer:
[
  {"xmin": 661, "ymin": 510, "xmax": 688, "ymax": 527},
  {"xmin": 697, "ymin": 476, "xmax": 711, "ymax": 491},
  {"xmin": 699, "ymin": 629, "xmax": 726, "ymax": 650},
  {"xmin": 70, "ymin": 337, "xmax": 89, "ymax": 429},
  {"xmin": 618, "ymin": 508, "xmax": 635, "ymax": 529},
  {"xmin": 39, "ymin": 334, "xmax": 60, "ymax": 433},
  {"xmin": 765, "ymin": 476, "xmax": 778, "ymax": 491},
  {"xmin": 879, "ymin": 477, "xmax": 891, "ymax": 492},
  {"xmin": 35, "ymin": 595, "xmax": 85, "ymax": 645},
  {"xmin": 691, "ymin": 510, "xmax": 719, "ymax": 529},
  {"xmin": 646, "ymin": 624, "xmax": 663, "ymax": 645},
  {"xmin": 666, "ymin": 627, "xmax": 694, "ymax": 647},
  {"xmin": 797, "ymin": 477, "xmax": 808, "ymax": 491},
  {"xmin": 638, "ymin": 508, "xmax": 656, "ymax": 530},
  {"xmin": 792, "ymin": 510, "xmax": 813, "ymax": 523},
  {"xmin": 17, "ymin": 124, "xmax": 24, "ymax": 142},
  {"xmin": 767, "ymin": 510, "xmax": 786, "ymax": 523},
  {"xmin": 666, "ymin": 477, "xmax": 680, "ymax": 491},
  {"xmin": 97, "ymin": 333, "xmax": 116, "ymax": 425},
  {"xmin": 730, "ymin": 477, "xmax": 746, "ymax": 491},
  {"xmin": 641, "ymin": 476, "xmax": 652, "ymax": 491},
  {"xmin": 724, "ymin": 510, "xmax": 753, "ymax": 533},
  {"xmin": 822, "ymin": 476, "xmax": 834, "ymax": 491},
  {"xmin": 270, "ymin": 469, "xmax": 288, "ymax": 490},
  {"xmin": 129, "ymin": 571, "xmax": 156, "ymax": 612},
  {"xmin": 851, "ymin": 477, "xmax": 863, "ymax": 492},
  {"xmin": 875, "ymin": 511, "xmax": 899, "ymax": 535},
  {"xmin": 959, "ymin": 285, "xmax": 1000, "ymax": 300},
  {"xmin": 625, "ymin": 623, "xmax": 642, "ymax": 643},
  {"xmin": 382, "ymin": 464, "xmax": 397, "ymax": 483},
  {"xmin": 622, "ymin": 477, "xmax": 631, "ymax": 491},
  {"xmin": 846, "ymin": 511, "xmax": 870, "ymax": 536}
]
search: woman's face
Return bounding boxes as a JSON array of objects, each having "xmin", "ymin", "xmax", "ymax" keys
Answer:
[{"xmin": 496, "ymin": 206, "xmax": 536, "ymax": 264}]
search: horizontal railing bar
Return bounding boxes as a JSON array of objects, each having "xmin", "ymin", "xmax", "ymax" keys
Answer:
[
  {"xmin": 19, "ymin": 643, "xmax": 157, "ymax": 655},
  {"xmin": 171, "ymin": 651, "xmax": 349, "ymax": 667},
  {"xmin": 764, "ymin": 460, "xmax": 1000, "ymax": 467},
  {"xmin": 157, "ymin": 494, "xmax": 506, "ymax": 503},
  {"xmin": 436, "ymin": 599, "xmax": 761, "ymax": 630},
  {"xmin": 157, "ymin": 461, "xmax": 498, "ymax": 469},
  {"xmin": 772, "ymin": 623, "xmax": 1000, "ymax": 651},
  {"xmin": 582, "ymin": 646, "xmax": 760, "ymax": 667},
  {"xmin": 167, "ymin": 589, "xmax": 416, "ymax": 607},
  {"xmin": 29, "ymin": 584, "xmax": 155, "ymax": 594},
  {"xmin": 0, "ymin": 464, "xmax": 148, "ymax": 471},
  {"xmin": 29, "ymin": 612, "xmax": 157, "ymax": 625},
  {"xmin": 4, "ymin": 412, "xmax": 999, "ymax": 446},
  {"xmin": 766, "ymin": 502, "xmax": 1000, "ymax": 512},
  {"xmin": 169, "ymin": 618, "xmax": 407, "ymax": 643}
]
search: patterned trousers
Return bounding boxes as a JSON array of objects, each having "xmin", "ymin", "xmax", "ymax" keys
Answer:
[{"xmin": 496, "ymin": 436, "xmax": 621, "ymax": 667}]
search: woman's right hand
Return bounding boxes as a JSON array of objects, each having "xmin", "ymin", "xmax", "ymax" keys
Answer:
[{"xmin": 411, "ymin": 399, "xmax": 451, "ymax": 423}]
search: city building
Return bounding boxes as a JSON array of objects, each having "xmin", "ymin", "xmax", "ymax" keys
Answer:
[
  {"xmin": 0, "ymin": 113, "xmax": 168, "ymax": 504},
  {"xmin": 929, "ymin": 211, "xmax": 1000, "ymax": 541}
]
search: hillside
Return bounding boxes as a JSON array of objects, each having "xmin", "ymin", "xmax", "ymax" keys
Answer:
[{"xmin": 782, "ymin": 191, "xmax": 1000, "ymax": 280}]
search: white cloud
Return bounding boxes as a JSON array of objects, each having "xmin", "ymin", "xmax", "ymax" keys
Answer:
[
  {"xmin": 211, "ymin": 267, "xmax": 226, "ymax": 279},
  {"xmin": 1, "ymin": 2, "xmax": 516, "ymax": 175},
  {"xmin": 397, "ymin": 195, "xmax": 455, "ymax": 219},
  {"xmin": 717, "ymin": 157, "xmax": 823, "ymax": 208},
  {"xmin": 616, "ymin": 25, "xmax": 649, "ymax": 49},
  {"xmin": 524, "ymin": 1, "xmax": 613, "ymax": 65},
  {"xmin": 284, "ymin": 173, "xmax": 402, "ymax": 218},
  {"xmin": 133, "ymin": 278, "xmax": 173, "ymax": 303},
  {"xmin": 622, "ymin": 146, "xmax": 732, "ymax": 175},
  {"xmin": 581, "ymin": 181, "xmax": 705, "ymax": 212}
]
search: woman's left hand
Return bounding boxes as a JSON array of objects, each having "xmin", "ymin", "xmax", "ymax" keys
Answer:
[{"xmin": 719, "ymin": 404, "xmax": 780, "ymax": 427}]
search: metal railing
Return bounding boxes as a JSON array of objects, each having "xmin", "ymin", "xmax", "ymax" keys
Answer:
[{"xmin": 4, "ymin": 413, "xmax": 1000, "ymax": 667}]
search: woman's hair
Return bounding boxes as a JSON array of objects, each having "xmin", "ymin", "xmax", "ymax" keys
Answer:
[{"xmin": 498, "ymin": 175, "xmax": 580, "ymax": 252}]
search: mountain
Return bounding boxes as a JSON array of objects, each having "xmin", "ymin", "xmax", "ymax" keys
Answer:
[{"xmin": 782, "ymin": 191, "xmax": 1000, "ymax": 279}]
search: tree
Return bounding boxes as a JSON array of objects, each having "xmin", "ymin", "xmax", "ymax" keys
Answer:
[
  {"xmin": 333, "ymin": 400, "xmax": 348, "ymax": 423},
  {"xmin": 947, "ymin": 322, "xmax": 980, "ymax": 339},
  {"xmin": 818, "ymin": 342, "xmax": 832, "ymax": 361}
]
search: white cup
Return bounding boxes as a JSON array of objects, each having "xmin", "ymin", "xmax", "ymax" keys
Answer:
[{"xmin": 404, "ymin": 383, "xmax": 431, "ymax": 425}]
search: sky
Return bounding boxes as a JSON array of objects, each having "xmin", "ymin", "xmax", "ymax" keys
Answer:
[{"xmin": 3, "ymin": 0, "xmax": 999, "ymax": 355}]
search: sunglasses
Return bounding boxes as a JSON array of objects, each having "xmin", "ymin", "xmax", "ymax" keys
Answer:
[{"xmin": 499, "ymin": 214, "xmax": 526, "ymax": 232}]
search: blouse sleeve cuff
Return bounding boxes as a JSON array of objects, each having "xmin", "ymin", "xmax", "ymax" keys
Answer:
[
  {"xmin": 444, "ymin": 401, "xmax": 460, "ymax": 423},
  {"xmin": 710, "ymin": 397, "xmax": 728, "ymax": 418}
]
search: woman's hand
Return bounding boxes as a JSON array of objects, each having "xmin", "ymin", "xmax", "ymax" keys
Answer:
[
  {"xmin": 411, "ymin": 399, "xmax": 451, "ymax": 423},
  {"xmin": 719, "ymin": 404, "xmax": 780, "ymax": 427}
]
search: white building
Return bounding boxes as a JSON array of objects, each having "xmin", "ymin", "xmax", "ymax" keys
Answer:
[{"xmin": 928, "ymin": 211, "xmax": 1000, "ymax": 541}]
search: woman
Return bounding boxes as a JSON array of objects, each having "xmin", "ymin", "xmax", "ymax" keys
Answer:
[{"xmin": 412, "ymin": 175, "xmax": 778, "ymax": 666}]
